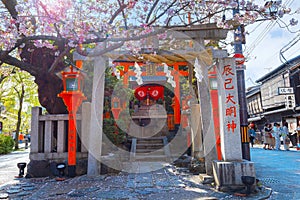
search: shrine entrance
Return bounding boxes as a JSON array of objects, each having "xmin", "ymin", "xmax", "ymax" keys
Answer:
[
  {"xmin": 113, "ymin": 61, "xmax": 191, "ymax": 131},
  {"xmin": 109, "ymin": 60, "xmax": 195, "ymax": 161},
  {"xmin": 131, "ymin": 84, "xmax": 168, "ymax": 138}
]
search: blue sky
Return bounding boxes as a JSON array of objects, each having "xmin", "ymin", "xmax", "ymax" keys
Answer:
[{"xmin": 243, "ymin": 0, "xmax": 300, "ymax": 87}]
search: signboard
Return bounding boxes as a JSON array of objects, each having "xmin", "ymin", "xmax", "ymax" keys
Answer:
[{"xmin": 278, "ymin": 87, "xmax": 294, "ymax": 95}]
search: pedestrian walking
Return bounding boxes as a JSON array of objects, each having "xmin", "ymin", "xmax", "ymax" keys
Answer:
[
  {"xmin": 263, "ymin": 123, "xmax": 272, "ymax": 150},
  {"xmin": 282, "ymin": 122, "xmax": 290, "ymax": 150},
  {"xmin": 269, "ymin": 123, "xmax": 275, "ymax": 150},
  {"xmin": 297, "ymin": 122, "xmax": 300, "ymax": 149},
  {"xmin": 248, "ymin": 125, "xmax": 256, "ymax": 147},
  {"xmin": 273, "ymin": 123, "xmax": 281, "ymax": 150},
  {"xmin": 19, "ymin": 133, "xmax": 24, "ymax": 144}
]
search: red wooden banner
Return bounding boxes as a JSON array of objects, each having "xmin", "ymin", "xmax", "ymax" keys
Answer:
[{"xmin": 134, "ymin": 85, "xmax": 164, "ymax": 101}]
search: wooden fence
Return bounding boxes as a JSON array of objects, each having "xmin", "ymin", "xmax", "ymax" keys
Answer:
[{"xmin": 29, "ymin": 107, "xmax": 88, "ymax": 162}]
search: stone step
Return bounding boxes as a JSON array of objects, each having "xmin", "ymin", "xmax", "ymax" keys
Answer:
[
  {"xmin": 128, "ymin": 137, "xmax": 164, "ymax": 142},
  {"xmin": 130, "ymin": 136, "xmax": 172, "ymax": 162},
  {"xmin": 135, "ymin": 148, "xmax": 165, "ymax": 154},
  {"xmin": 136, "ymin": 137, "xmax": 165, "ymax": 141},
  {"xmin": 136, "ymin": 143, "xmax": 164, "ymax": 149},
  {"xmin": 136, "ymin": 142, "xmax": 163, "ymax": 145},
  {"xmin": 134, "ymin": 154, "xmax": 167, "ymax": 161},
  {"xmin": 137, "ymin": 140, "xmax": 164, "ymax": 144}
]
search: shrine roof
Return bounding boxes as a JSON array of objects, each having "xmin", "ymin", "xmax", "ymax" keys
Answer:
[
  {"xmin": 129, "ymin": 76, "xmax": 167, "ymax": 82},
  {"xmin": 106, "ymin": 48, "xmax": 213, "ymax": 66}
]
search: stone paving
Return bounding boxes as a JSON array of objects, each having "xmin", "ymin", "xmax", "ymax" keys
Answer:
[
  {"xmin": 0, "ymin": 161, "xmax": 272, "ymax": 200},
  {"xmin": 251, "ymin": 147, "xmax": 300, "ymax": 200}
]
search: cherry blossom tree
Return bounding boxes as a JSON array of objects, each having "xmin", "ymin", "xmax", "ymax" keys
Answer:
[{"xmin": 0, "ymin": 0, "xmax": 297, "ymax": 113}]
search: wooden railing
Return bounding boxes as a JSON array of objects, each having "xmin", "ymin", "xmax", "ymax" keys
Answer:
[{"xmin": 30, "ymin": 107, "xmax": 88, "ymax": 161}]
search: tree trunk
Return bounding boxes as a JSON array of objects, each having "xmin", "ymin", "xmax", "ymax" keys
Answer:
[
  {"xmin": 14, "ymin": 84, "xmax": 24, "ymax": 150},
  {"xmin": 20, "ymin": 43, "xmax": 68, "ymax": 114},
  {"xmin": 35, "ymin": 73, "xmax": 67, "ymax": 114}
]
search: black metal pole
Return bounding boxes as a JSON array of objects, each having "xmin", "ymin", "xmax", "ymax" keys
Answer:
[{"xmin": 233, "ymin": 1, "xmax": 251, "ymax": 161}]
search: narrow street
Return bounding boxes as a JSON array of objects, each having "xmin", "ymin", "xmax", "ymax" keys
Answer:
[
  {"xmin": 0, "ymin": 145, "xmax": 30, "ymax": 187},
  {"xmin": 251, "ymin": 147, "xmax": 300, "ymax": 199}
]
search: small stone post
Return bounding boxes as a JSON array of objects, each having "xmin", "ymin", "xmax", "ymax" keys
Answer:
[{"xmin": 30, "ymin": 107, "xmax": 41, "ymax": 153}]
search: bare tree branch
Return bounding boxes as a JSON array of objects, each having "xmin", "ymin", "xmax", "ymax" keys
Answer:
[
  {"xmin": 108, "ymin": 2, "xmax": 127, "ymax": 24},
  {"xmin": 48, "ymin": 46, "xmax": 71, "ymax": 73},
  {"xmin": 189, "ymin": 8, "xmax": 231, "ymax": 27},
  {"xmin": 0, "ymin": 74, "xmax": 6, "ymax": 84},
  {"xmin": 1, "ymin": 0, "xmax": 18, "ymax": 19},
  {"xmin": 117, "ymin": 0, "xmax": 128, "ymax": 29},
  {"xmin": 0, "ymin": 52, "xmax": 37, "ymax": 76},
  {"xmin": 147, "ymin": 0, "xmax": 177, "ymax": 26},
  {"xmin": 80, "ymin": 41, "xmax": 125, "ymax": 57},
  {"xmin": 146, "ymin": 0, "xmax": 160, "ymax": 24},
  {"xmin": 166, "ymin": 2, "xmax": 190, "ymax": 26},
  {"xmin": 16, "ymin": 35, "xmax": 66, "ymax": 47},
  {"xmin": 0, "ymin": 35, "xmax": 65, "ymax": 67}
]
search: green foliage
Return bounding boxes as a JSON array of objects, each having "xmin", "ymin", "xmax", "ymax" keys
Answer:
[
  {"xmin": 180, "ymin": 76, "xmax": 191, "ymax": 97},
  {"xmin": 103, "ymin": 118, "xmax": 127, "ymax": 145},
  {"xmin": 0, "ymin": 134, "xmax": 14, "ymax": 154},
  {"xmin": 103, "ymin": 67, "xmax": 119, "ymax": 112},
  {"xmin": 0, "ymin": 68, "xmax": 40, "ymax": 133},
  {"xmin": 81, "ymin": 60, "xmax": 94, "ymax": 102},
  {"xmin": 164, "ymin": 86, "xmax": 175, "ymax": 113},
  {"xmin": 102, "ymin": 67, "xmax": 135, "ymax": 146}
]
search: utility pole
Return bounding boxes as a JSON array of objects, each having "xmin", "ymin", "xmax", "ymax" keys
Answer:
[{"xmin": 233, "ymin": 0, "xmax": 250, "ymax": 161}]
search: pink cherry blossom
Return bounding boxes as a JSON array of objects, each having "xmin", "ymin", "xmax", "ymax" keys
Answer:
[{"xmin": 0, "ymin": 0, "xmax": 296, "ymax": 55}]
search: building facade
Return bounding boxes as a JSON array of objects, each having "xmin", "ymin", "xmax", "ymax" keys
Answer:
[{"xmin": 246, "ymin": 55, "xmax": 300, "ymax": 135}]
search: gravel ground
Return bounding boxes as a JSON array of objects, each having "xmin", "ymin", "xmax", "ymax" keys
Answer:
[{"xmin": 0, "ymin": 163, "xmax": 271, "ymax": 200}]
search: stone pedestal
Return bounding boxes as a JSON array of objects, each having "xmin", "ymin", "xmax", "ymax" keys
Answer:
[{"xmin": 212, "ymin": 160, "xmax": 255, "ymax": 191}]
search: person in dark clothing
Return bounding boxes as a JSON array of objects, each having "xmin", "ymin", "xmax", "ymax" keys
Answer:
[
  {"xmin": 248, "ymin": 125, "xmax": 256, "ymax": 147},
  {"xmin": 263, "ymin": 123, "xmax": 272, "ymax": 150}
]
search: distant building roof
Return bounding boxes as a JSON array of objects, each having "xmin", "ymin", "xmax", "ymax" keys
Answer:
[
  {"xmin": 246, "ymin": 85, "xmax": 260, "ymax": 98},
  {"xmin": 255, "ymin": 54, "xmax": 300, "ymax": 83}
]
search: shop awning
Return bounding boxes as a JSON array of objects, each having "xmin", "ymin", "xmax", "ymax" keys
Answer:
[{"xmin": 248, "ymin": 116, "xmax": 263, "ymax": 122}]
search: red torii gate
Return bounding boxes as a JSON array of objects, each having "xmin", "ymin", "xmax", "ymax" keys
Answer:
[{"xmin": 113, "ymin": 61, "xmax": 189, "ymax": 128}]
